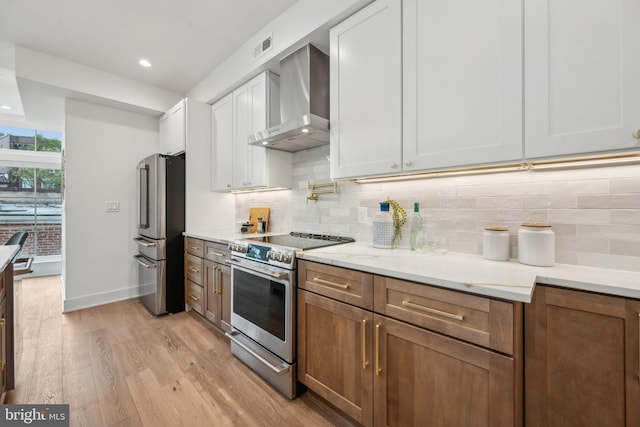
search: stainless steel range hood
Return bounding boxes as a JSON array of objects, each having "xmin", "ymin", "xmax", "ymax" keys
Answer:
[{"xmin": 248, "ymin": 44, "xmax": 329, "ymax": 152}]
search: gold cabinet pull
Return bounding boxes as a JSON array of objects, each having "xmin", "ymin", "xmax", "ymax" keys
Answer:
[
  {"xmin": 216, "ymin": 267, "xmax": 222, "ymax": 295},
  {"xmin": 312, "ymin": 277, "xmax": 349, "ymax": 290},
  {"xmin": 188, "ymin": 267, "xmax": 200, "ymax": 273},
  {"xmin": 0, "ymin": 318, "xmax": 4, "ymax": 372},
  {"xmin": 208, "ymin": 250, "xmax": 224, "ymax": 257},
  {"xmin": 188, "ymin": 245, "xmax": 200, "ymax": 251},
  {"xmin": 362, "ymin": 319, "xmax": 368, "ymax": 369},
  {"xmin": 188, "ymin": 294, "xmax": 200, "ymax": 302},
  {"xmin": 402, "ymin": 299, "xmax": 464, "ymax": 321},
  {"xmin": 375, "ymin": 323, "xmax": 381, "ymax": 376}
]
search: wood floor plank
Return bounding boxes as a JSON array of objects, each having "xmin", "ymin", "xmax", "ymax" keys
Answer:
[
  {"xmin": 88, "ymin": 328, "xmax": 140, "ymax": 425},
  {"xmin": 7, "ymin": 276, "xmax": 357, "ymax": 427},
  {"xmin": 125, "ymin": 369, "xmax": 182, "ymax": 427}
]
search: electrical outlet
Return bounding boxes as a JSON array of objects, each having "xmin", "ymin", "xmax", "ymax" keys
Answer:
[
  {"xmin": 105, "ymin": 201, "xmax": 120, "ymax": 212},
  {"xmin": 358, "ymin": 207, "xmax": 367, "ymax": 224}
]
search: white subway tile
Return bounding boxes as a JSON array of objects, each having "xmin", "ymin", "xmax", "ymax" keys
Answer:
[
  {"xmin": 611, "ymin": 210, "xmax": 640, "ymax": 225},
  {"xmin": 548, "ymin": 209, "xmax": 610, "ymax": 225},
  {"xmin": 578, "ymin": 194, "xmax": 640, "ymax": 209}
]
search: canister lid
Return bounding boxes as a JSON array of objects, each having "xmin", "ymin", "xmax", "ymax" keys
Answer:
[
  {"xmin": 484, "ymin": 226, "xmax": 508, "ymax": 232},
  {"xmin": 521, "ymin": 223, "xmax": 552, "ymax": 228}
]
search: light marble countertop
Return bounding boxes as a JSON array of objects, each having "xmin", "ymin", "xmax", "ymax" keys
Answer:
[
  {"xmin": 298, "ymin": 242, "xmax": 640, "ymax": 303},
  {"xmin": 0, "ymin": 245, "xmax": 20, "ymax": 273},
  {"xmin": 182, "ymin": 231, "xmax": 640, "ymax": 303}
]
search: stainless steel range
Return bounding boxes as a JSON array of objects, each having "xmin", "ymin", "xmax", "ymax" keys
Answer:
[{"xmin": 226, "ymin": 232, "xmax": 354, "ymax": 399}]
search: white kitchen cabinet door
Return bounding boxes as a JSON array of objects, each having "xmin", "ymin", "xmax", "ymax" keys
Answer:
[
  {"xmin": 525, "ymin": 0, "xmax": 640, "ymax": 159},
  {"xmin": 160, "ymin": 99, "xmax": 186, "ymax": 155},
  {"xmin": 232, "ymin": 83, "xmax": 251, "ymax": 188},
  {"xmin": 211, "ymin": 94, "xmax": 234, "ymax": 191},
  {"xmin": 403, "ymin": 0, "xmax": 523, "ymax": 171},
  {"xmin": 246, "ymin": 73, "xmax": 268, "ymax": 188},
  {"xmin": 330, "ymin": 0, "xmax": 402, "ymax": 179}
]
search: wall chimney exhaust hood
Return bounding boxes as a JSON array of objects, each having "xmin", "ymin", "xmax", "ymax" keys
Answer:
[{"xmin": 248, "ymin": 44, "xmax": 329, "ymax": 152}]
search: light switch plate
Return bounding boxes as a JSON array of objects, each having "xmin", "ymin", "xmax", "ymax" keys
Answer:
[
  {"xmin": 358, "ymin": 207, "xmax": 367, "ymax": 224},
  {"xmin": 105, "ymin": 201, "xmax": 120, "ymax": 212}
]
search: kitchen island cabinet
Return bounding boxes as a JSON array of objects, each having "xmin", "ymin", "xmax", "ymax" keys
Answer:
[
  {"xmin": 0, "ymin": 246, "xmax": 17, "ymax": 403},
  {"xmin": 298, "ymin": 260, "xmax": 522, "ymax": 427},
  {"xmin": 525, "ymin": 285, "xmax": 640, "ymax": 426}
]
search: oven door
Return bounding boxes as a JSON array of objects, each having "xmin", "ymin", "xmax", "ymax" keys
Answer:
[{"xmin": 229, "ymin": 259, "xmax": 295, "ymax": 363}]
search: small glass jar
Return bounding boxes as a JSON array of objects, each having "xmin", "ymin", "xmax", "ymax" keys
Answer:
[
  {"xmin": 483, "ymin": 227, "xmax": 510, "ymax": 261},
  {"xmin": 518, "ymin": 223, "xmax": 555, "ymax": 266},
  {"xmin": 373, "ymin": 202, "xmax": 394, "ymax": 248}
]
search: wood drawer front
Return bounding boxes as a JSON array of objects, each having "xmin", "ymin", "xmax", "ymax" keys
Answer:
[
  {"xmin": 185, "ymin": 237, "xmax": 204, "ymax": 257},
  {"xmin": 185, "ymin": 279, "xmax": 204, "ymax": 315},
  {"xmin": 204, "ymin": 241, "xmax": 229, "ymax": 263},
  {"xmin": 298, "ymin": 260, "xmax": 373, "ymax": 310},
  {"xmin": 185, "ymin": 254, "xmax": 203, "ymax": 285},
  {"xmin": 373, "ymin": 276, "xmax": 515, "ymax": 355}
]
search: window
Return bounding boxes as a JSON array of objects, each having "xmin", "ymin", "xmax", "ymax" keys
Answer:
[{"xmin": 0, "ymin": 126, "xmax": 62, "ymax": 259}]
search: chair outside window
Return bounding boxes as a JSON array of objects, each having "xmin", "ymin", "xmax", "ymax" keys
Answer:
[{"xmin": 4, "ymin": 231, "xmax": 34, "ymax": 276}]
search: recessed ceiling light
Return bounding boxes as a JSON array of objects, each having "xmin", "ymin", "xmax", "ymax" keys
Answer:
[
  {"xmin": 1, "ymin": 105, "xmax": 12, "ymax": 110},
  {"xmin": 139, "ymin": 59, "xmax": 152, "ymax": 68}
]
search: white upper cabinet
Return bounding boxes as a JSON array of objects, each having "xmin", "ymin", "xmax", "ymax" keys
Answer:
[
  {"xmin": 525, "ymin": 0, "xmax": 640, "ymax": 159},
  {"xmin": 211, "ymin": 71, "xmax": 292, "ymax": 192},
  {"xmin": 330, "ymin": 0, "xmax": 402, "ymax": 179},
  {"xmin": 403, "ymin": 0, "xmax": 523, "ymax": 171},
  {"xmin": 160, "ymin": 99, "xmax": 186, "ymax": 155},
  {"xmin": 211, "ymin": 94, "xmax": 233, "ymax": 191}
]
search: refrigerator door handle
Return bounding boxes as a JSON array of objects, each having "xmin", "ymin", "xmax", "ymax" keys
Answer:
[
  {"xmin": 134, "ymin": 255, "xmax": 157, "ymax": 269},
  {"xmin": 133, "ymin": 236, "xmax": 157, "ymax": 247},
  {"xmin": 138, "ymin": 162, "xmax": 149, "ymax": 228}
]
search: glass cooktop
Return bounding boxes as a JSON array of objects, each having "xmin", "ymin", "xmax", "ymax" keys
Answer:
[{"xmin": 244, "ymin": 232, "xmax": 354, "ymax": 251}]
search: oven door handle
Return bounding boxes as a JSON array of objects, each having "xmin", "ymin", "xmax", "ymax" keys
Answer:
[
  {"xmin": 227, "ymin": 259, "xmax": 289, "ymax": 280},
  {"xmin": 225, "ymin": 331, "xmax": 290, "ymax": 376}
]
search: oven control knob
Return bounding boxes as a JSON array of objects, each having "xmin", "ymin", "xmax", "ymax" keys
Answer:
[
  {"xmin": 281, "ymin": 253, "xmax": 292, "ymax": 263},
  {"xmin": 266, "ymin": 250, "xmax": 275, "ymax": 260},
  {"xmin": 275, "ymin": 252, "xmax": 283, "ymax": 261},
  {"xmin": 238, "ymin": 244, "xmax": 248, "ymax": 254}
]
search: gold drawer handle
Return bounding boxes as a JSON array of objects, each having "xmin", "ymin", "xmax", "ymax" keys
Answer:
[
  {"xmin": 402, "ymin": 299, "xmax": 464, "ymax": 321},
  {"xmin": 188, "ymin": 245, "xmax": 200, "ymax": 251},
  {"xmin": 313, "ymin": 277, "xmax": 349, "ymax": 290},
  {"xmin": 208, "ymin": 250, "xmax": 225, "ymax": 257},
  {"xmin": 188, "ymin": 294, "xmax": 200, "ymax": 302},
  {"xmin": 362, "ymin": 319, "xmax": 368, "ymax": 370},
  {"xmin": 188, "ymin": 267, "xmax": 200, "ymax": 273},
  {"xmin": 0, "ymin": 318, "xmax": 4, "ymax": 372},
  {"xmin": 375, "ymin": 323, "xmax": 381, "ymax": 376}
]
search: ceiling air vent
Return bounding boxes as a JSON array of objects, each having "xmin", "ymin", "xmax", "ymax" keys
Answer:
[{"xmin": 253, "ymin": 33, "xmax": 273, "ymax": 60}]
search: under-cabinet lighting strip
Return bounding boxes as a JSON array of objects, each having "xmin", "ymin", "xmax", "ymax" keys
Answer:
[{"xmin": 350, "ymin": 153, "xmax": 640, "ymax": 184}]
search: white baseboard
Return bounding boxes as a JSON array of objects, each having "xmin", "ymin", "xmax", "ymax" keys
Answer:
[{"xmin": 62, "ymin": 285, "xmax": 140, "ymax": 313}]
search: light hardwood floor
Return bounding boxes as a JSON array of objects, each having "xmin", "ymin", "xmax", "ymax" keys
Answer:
[{"xmin": 7, "ymin": 276, "xmax": 356, "ymax": 427}]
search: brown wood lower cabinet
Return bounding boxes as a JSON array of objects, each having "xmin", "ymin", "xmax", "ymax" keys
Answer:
[
  {"xmin": 298, "ymin": 260, "xmax": 522, "ymax": 427},
  {"xmin": 374, "ymin": 314, "xmax": 515, "ymax": 427},
  {"xmin": 525, "ymin": 286, "xmax": 640, "ymax": 426},
  {"xmin": 205, "ymin": 259, "xmax": 231, "ymax": 331},
  {"xmin": 298, "ymin": 289, "xmax": 374, "ymax": 426}
]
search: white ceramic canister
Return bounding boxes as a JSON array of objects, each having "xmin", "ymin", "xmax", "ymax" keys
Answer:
[
  {"xmin": 483, "ymin": 227, "xmax": 510, "ymax": 261},
  {"xmin": 518, "ymin": 223, "xmax": 555, "ymax": 267}
]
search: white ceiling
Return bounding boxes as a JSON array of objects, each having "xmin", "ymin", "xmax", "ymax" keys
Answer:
[{"xmin": 0, "ymin": 0, "xmax": 299, "ymax": 95}]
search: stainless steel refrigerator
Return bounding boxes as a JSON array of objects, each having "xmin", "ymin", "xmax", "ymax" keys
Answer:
[{"xmin": 134, "ymin": 153, "xmax": 185, "ymax": 315}]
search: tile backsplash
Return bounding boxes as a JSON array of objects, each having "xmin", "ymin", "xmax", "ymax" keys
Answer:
[{"xmin": 237, "ymin": 146, "xmax": 640, "ymax": 272}]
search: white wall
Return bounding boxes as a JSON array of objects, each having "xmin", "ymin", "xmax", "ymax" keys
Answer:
[
  {"xmin": 187, "ymin": 0, "xmax": 371, "ymax": 103},
  {"xmin": 63, "ymin": 99, "xmax": 159, "ymax": 312}
]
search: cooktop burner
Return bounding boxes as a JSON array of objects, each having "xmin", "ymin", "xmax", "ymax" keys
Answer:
[{"xmin": 245, "ymin": 232, "xmax": 355, "ymax": 251}]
